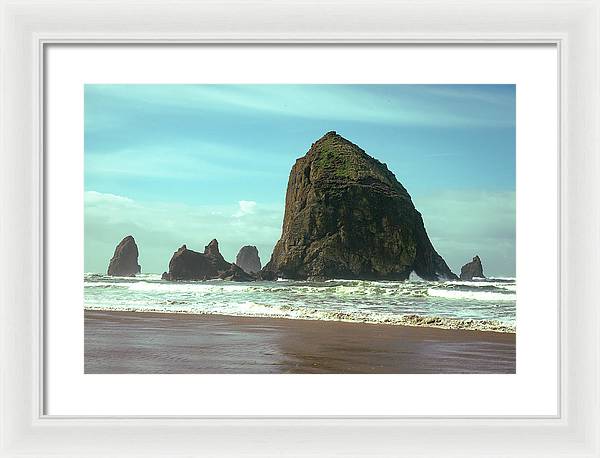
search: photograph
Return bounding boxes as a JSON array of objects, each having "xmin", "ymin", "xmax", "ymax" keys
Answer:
[{"xmin": 83, "ymin": 84, "xmax": 516, "ymax": 374}]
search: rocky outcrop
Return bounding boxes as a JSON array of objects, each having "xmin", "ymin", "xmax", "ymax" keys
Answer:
[
  {"xmin": 204, "ymin": 239, "xmax": 230, "ymax": 271},
  {"xmin": 162, "ymin": 239, "xmax": 259, "ymax": 282},
  {"xmin": 219, "ymin": 263, "xmax": 256, "ymax": 282},
  {"xmin": 235, "ymin": 245, "xmax": 262, "ymax": 273},
  {"xmin": 460, "ymin": 255, "xmax": 485, "ymax": 280},
  {"xmin": 263, "ymin": 131, "xmax": 457, "ymax": 281},
  {"xmin": 107, "ymin": 235, "xmax": 141, "ymax": 277},
  {"xmin": 161, "ymin": 244, "xmax": 220, "ymax": 281}
]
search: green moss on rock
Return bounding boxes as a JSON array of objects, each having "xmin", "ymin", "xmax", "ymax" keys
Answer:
[{"xmin": 263, "ymin": 131, "xmax": 457, "ymax": 281}]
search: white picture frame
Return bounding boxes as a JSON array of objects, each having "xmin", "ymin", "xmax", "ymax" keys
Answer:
[{"xmin": 1, "ymin": 0, "xmax": 598, "ymax": 456}]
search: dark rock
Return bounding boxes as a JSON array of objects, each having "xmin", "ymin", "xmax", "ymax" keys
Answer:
[
  {"xmin": 219, "ymin": 263, "xmax": 256, "ymax": 282},
  {"xmin": 235, "ymin": 245, "xmax": 262, "ymax": 273},
  {"xmin": 256, "ymin": 269, "xmax": 278, "ymax": 281},
  {"xmin": 107, "ymin": 235, "xmax": 141, "ymax": 277},
  {"xmin": 163, "ymin": 239, "xmax": 241, "ymax": 281},
  {"xmin": 460, "ymin": 255, "xmax": 485, "ymax": 280},
  {"xmin": 163, "ymin": 244, "xmax": 221, "ymax": 281},
  {"xmin": 204, "ymin": 239, "xmax": 230, "ymax": 271},
  {"xmin": 263, "ymin": 131, "xmax": 457, "ymax": 281}
]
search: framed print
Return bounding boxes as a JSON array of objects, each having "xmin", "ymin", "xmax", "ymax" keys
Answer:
[{"xmin": 1, "ymin": 0, "xmax": 599, "ymax": 457}]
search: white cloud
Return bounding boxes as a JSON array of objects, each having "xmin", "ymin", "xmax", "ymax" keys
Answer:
[{"xmin": 234, "ymin": 200, "xmax": 257, "ymax": 217}]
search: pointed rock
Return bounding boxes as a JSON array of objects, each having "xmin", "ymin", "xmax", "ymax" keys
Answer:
[
  {"xmin": 460, "ymin": 255, "xmax": 485, "ymax": 280},
  {"xmin": 235, "ymin": 245, "xmax": 262, "ymax": 273},
  {"xmin": 162, "ymin": 239, "xmax": 239, "ymax": 281},
  {"xmin": 107, "ymin": 235, "xmax": 141, "ymax": 277},
  {"xmin": 263, "ymin": 132, "xmax": 457, "ymax": 281},
  {"xmin": 204, "ymin": 239, "xmax": 230, "ymax": 271}
]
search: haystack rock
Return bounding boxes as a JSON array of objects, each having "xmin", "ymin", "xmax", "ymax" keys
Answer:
[
  {"xmin": 460, "ymin": 255, "xmax": 485, "ymax": 280},
  {"xmin": 235, "ymin": 245, "xmax": 262, "ymax": 273},
  {"xmin": 107, "ymin": 235, "xmax": 141, "ymax": 277},
  {"xmin": 262, "ymin": 131, "xmax": 457, "ymax": 281}
]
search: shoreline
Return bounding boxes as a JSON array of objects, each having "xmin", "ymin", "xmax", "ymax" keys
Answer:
[
  {"xmin": 84, "ymin": 306, "xmax": 515, "ymax": 333},
  {"xmin": 85, "ymin": 310, "xmax": 516, "ymax": 374}
]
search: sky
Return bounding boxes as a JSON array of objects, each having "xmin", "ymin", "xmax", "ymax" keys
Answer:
[{"xmin": 84, "ymin": 84, "xmax": 516, "ymax": 276}]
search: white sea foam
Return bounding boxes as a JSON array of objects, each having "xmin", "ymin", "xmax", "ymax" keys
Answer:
[
  {"xmin": 84, "ymin": 274, "xmax": 516, "ymax": 333},
  {"xmin": 84, "ymin": 281, "xmax": 121, "ymax": 287},
  {"xmin": 84, "ymin": 300, "xmax": 515, "ymax": 332},
  {"xmin": 427, "ymin": 288, "xmax": 516, "ymax": 301},
  {"xmin": 446, "ymin": 280, "xmax": 517, "ymax": 290},
  {"xmin": 408, "ymin": 271, "xmax": 425, "ymax": 282},
  {"xmin": 127, "ymin": 281, "xmax": 251, "ymax": 294}
]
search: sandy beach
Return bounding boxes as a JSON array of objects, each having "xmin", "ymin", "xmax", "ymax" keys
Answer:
[{"xmin": 84, "ymin": 310, "xmax": 515, "ymax": 374}]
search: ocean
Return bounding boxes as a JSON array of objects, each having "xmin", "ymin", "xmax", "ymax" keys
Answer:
[{"xmin": 84, "ymin": 273, "xmax": 516, "ymax": 333}]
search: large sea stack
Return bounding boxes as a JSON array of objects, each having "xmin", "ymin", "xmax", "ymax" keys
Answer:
[
  {"xmin": 235, "ymin": 245, "xmax": 262, "ymax": 273},
  {"xmin": 162, "ymin": 239, "xmax": 233, "ymax": 281},
  {"xmin": 107, "ymin": 235, "xmax": 141, "ymax": 277},
  {"xmin": 460, "ymin": 255, "xmax": 485, "ymax": 280},
  {"xmin": 263, "ymin": 131, "xmax": 457, "ymax": 281}
]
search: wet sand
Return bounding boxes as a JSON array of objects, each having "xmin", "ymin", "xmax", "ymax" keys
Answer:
[{"xmin": 84, "ymin": 310, "xmax": 515, "ymax": 374}]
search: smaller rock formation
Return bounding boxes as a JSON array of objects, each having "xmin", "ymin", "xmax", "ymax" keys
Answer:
[
  {"xmin": 219, "ymin": 263, "xmax": 255, "ymax": 282},
  {"xmin": 460, "ymin": 255, "xmax": 485, "ymax": 280},
  {"xmin": 162, "ymin": 244, "xmax": 220, "ymax": 281},
  {"xmin": 235, "ymin": 245, "xmax": 262, "ymax": 273},
  {"xmin": 107, "ymin": 235, "xmax": 141, "ymax": 277},
  {"xmin": 204, "ymin": 239, "xmax": 230, "ymax": 271},
  {"xmin": 162, "ymin": 239, "xmax": 257, "ymax": 282}
]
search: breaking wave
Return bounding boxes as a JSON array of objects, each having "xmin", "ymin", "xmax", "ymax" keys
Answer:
[
  {"xmin": 427, "ymin": 288, "xmax": 516, "ymax": 301},
  {"xmin": 84, "ymin": 300, "xmax": 515, "ymax": 333},
  {"xmin": 84, "ymin": 274, "xmax": 516, "ymax": 333}
]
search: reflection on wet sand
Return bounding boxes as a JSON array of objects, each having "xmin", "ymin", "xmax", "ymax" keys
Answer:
[{"xmin": 85, "ymin": 310, "xmax": 515, "ymax": 374}]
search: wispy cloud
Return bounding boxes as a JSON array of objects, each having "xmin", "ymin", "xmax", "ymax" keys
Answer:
[
  {"xmin": 85, "ymin": 190, "xmax": 134, "ymax": 205},
  {"xmin": 85, "ymin": 142, "xmax": 282, "ymax": 180},
  {"xmin": 416, "ymin": 85, "xmax": 515, "ymax": 107},
  {"xmin": 85, "ymin": 84, "xmax": 515, "ymax": 129}
]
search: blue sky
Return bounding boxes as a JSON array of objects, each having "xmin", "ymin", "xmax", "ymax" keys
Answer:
[{"xmin": 85, "ymin": 84, "xmax": 515, "ymax": 276}]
